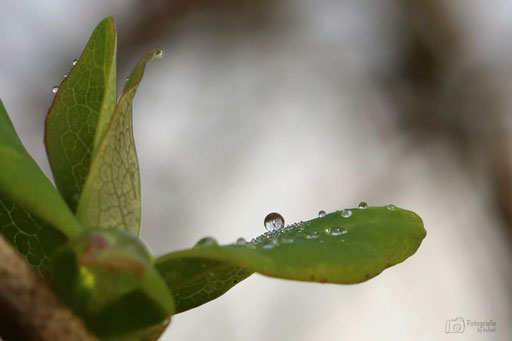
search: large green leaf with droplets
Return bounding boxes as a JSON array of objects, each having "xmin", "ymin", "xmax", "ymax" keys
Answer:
[
  {"xmin": 45, "ymin": 16, "xmax": 117, "ymax": 212},
  {"xmin": 0, "ymin": 99, "xmax": 82, "ymax": 275},
  {"xmin": 76, "ymin": 49, "xmax": 163, "ymax": 236},
  {"xmin": 156, "ymin": 206, "xmax": 426, "ymax": 313},
  {"xmin": 51, "ymin": 229, "xmax": 174, "ymax": 340}
]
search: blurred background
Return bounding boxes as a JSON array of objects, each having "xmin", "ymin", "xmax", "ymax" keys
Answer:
[{"xmin": 1, "ymin": 1, "xmax": 511, "ymax": 340}]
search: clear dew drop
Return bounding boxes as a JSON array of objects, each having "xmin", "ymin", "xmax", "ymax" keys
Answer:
[
  {"xmin": 72, "ymin": 59, "xmax": 79, "ymax": 66},
  {"xmin": 280, "ymin": 237, "xmax": 294, "ymax": 244},
  {"xmin": 264, "ymin": 212, "xmax": 285, "ymax": 232},
  {"xmin": 305, "ymin": 232, "xmax": 319, "ymax": 239},
  {"xmin": 318, "ymin": 210, "xmax": 326, "ymax": 218},
  {"xmin": 262, "ymin": 238, "xmax": 278, "ymax": 249},
  {"xmin": 51, "ymin": 86, "xmax": 59, "ymax": 94},
  {"xmin": 235, "ymin": 237, "xmax": 247, "ymax": 245},
  {"xmin": 331, "ymin": 227, "xmax": 348, "ymax": 236},
  {"xmin": 156, "ymin": 49, "xmax": 164, "ymax": 57},
  {"xmin": 63, "ymin": 73, "xmax": 67, "ymax": 78},
  {"xmin": 340, "ymin": 209, "xmax": 352, "ymax": 218},
  {"xmin": 358, "ymin": 201, "xmax": 368, "ymax": 209},
  {"xmin": 386, "ymin": 204, "xmax": 396, "ymax": 211},
  {"xmin": 194, "ymin": 237, "xmax": 218, "ymax": 248}
]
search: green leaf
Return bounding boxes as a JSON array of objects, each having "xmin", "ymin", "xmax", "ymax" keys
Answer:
[
  {"xmin": 76, "ymin": 49, "xmax": 163, "ymax": 235},
  {"xmin": 156, "ymin": 206, "xmax": 426, "ymax": 313},
  {"xmin": 51, "ymin": 229, "xmax": 174, "ymax": 339},
  {"xmin": 45, "ymin": 16, "xmax": 117, "ymax": 211},
  {"xmin": 0, "ymin": 99, "xmax": 82, "ymax": 274}
]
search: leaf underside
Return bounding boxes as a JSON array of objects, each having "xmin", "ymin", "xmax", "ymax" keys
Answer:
[
  {"xmin": 45, "ymin": 17, "xmax": 117, "ymax": 212},
  {"xmin": 156, "ymin": 206, "xmax": 426, "ymax": 313},
  {"xmin": 76, "ymin": 49, "xmax": 163, "ymax": 236},
  {"xmin": 0, "ymin": 99, "xmax": 81, "ymax": 275}
]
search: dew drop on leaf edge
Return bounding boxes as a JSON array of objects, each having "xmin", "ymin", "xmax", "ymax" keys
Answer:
[
  {"xmin": 386, "ymin": 204, "xmax": 396, "ymax": 211},
  {"xmin": 318, "ymin": 210, "xmax": 326, "ymax": 218},
  {"xmin": 194, "ymin": 237, "xmax": 218, "ymax": 248},
  {"xmin": 264, "ymin": 212, "xmax": 285, "ymax": 232},
  {"xmin": 236, "ymin": 237, "xmax": 247, "ymax": 245},
  {"xmin": 358, "ymin": 201, "xmax": 368, "ymax": 209},
  {"xmin": 156, "ymin": 49, "xmax": 164, "ymax": 58},
  {"xmin": 72, "ymin": 59, "xmax": 79, "ymax": 66},
  {"xmin": 52, "ymin": 86, "xmax": 59, "ymax": 93},
  {"xmin": 340, "ymin": 209, "xmax": 352, "ymax": 218}
]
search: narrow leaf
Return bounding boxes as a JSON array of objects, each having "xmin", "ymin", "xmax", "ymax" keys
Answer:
[
  {"xmin": 0, "ymin": 99, "xmax": 82, "ymax": 274},
  {"xmin": 45, "ymin": 16, "xmax": 117, "ymax": 211},
  {"xmin": 156, "ymin": 206, "xmax": 426, "ymax": 313},
  {"xmin": 77, "ymin": 49, "xmax": 163, "ymax": 235}
]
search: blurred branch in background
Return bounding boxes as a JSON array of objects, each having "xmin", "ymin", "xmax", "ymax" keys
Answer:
[
  {"xmin": 390, "ymin": 0, "xmax": 512, "ymax": 234},
  {"xmin": 119, "ymin": 0, "xmax": 275, "ymax": 53}
]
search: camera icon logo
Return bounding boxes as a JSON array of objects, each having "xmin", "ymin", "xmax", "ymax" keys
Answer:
[{"xmin": 445, "ymin": 317, "xmax": 465, "ymax": 333}]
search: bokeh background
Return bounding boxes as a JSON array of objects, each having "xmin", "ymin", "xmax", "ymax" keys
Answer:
[{"xmin": 1, "ymin": 1, "xmax": 511, "ymax": 340}]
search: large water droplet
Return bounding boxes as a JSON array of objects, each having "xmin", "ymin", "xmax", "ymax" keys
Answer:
[
  {"xmin": 358, "ymin": 201, "xmax": 368, "ymax": 209},
  {"xmin": 264, "ymin": 212, "xmax": 285, "ymax": 232},
  {"xmin": 318, "ymin": 210, "xmax": 326, "ymax": 218},
  {"xmin": 52, "ymin": 86, "xmax": 59, "ymax": 94},
  {"xmin": 235, "ymin": 237, "xmax": 247, "ymax": 245},
  {"xmin": 194, "ymin": 237, "xmax": 218, "ymax": 248},
  {"xmin": 386, "ymin": 204, "xmax": 396, "ymax": 211},
  {"xmin": 72, "ymin": 59, "xmax": 79, "ymax": 66},
  {"xmin": 156, "ymin": 49, "xmax": 164, "ymax": 57},
  {"xmin": 340, "ymin": 209, "xmax": 352, "ymax": 218}
]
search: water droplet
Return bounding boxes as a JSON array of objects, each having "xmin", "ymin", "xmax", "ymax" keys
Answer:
[
  {"xmin": 318, "ymin": 210, "xmax": 326, "ymax": 218},
  {"xmin": 194, "ymin": 237, "xmax": 218, "ymax": 248},
  {"xmin": 72, "ymin": 59, "xmax": 79, "ymax": 66},
  {"xmin": 280, "ymin": 237, "xmax": 294, "ymax": 244},
  {"xmin": 235, "ymin": 237, "xmax": 246, "ymax": 245},
  {"xmin": 63, "ymin": 73, "xmax": 67, "ymax": 78},
  {"xmin": 324, "ymin": 227, "xmax": 332, "ymax": 234},
  {"xmin": 51, "ymin": 86, "xmax": 59, "ymax": 94},
  {"xmin": 340, "ymin": 209, "xmax": 352, "ymax": 218},
  {"xmin": 386, "ymin": 204, "xmax": 396, "ymax": 211},
  {"xmin": 306, "ymin": 232, "xmax": 319, "ymax": 239},
  {"xmin": 358, "ymin": 201, "xmax": 368, "ymax": 209},
  {"xmin": 262, "ymin": 238, "xmax": 278, "ymax": 249},
  {"xmin": 331, "ymin": 227, "xmax": 348, "ymax": 236},
  {"xmin": 156, "ymin": 49, "xmax": 164, "ymax": 57},
  {"xmin": 264, "ymin": 212, "xmax": 285, "ymax": 232}
]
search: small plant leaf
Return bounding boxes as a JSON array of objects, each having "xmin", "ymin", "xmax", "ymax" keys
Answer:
[
  {"xmin": 0, "ymin": 99, "xmax": 82, "ymax": 275},
  {"xmin": 51, "ymin": 229, "xmax": 174, "ymax": 339},
  {"xmin": 156, "ymin": 206, "xmax": 426, "ymax": 313},
  {"xmin": 45, "ymin": 16, "xmax": 117, "ymax": 211},
  {"xmin": 76, "ymin": 49, "xmax": 163, "ymax": 235}
]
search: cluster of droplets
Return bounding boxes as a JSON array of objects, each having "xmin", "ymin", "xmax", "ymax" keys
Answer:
[
  {"xmin": 52, "ymin": 58, "xmax": 80, "ymax": 94},
  {"xmin": 231, "ymin": 202, "xmax": 399, "ymax": 250},
  {"xmin": 248, "ymin": 211, "xmax": 351, "ymax": 250}
]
